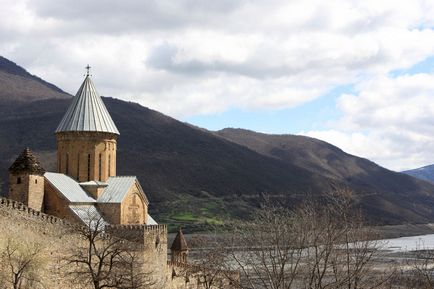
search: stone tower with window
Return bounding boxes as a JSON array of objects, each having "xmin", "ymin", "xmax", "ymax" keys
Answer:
[
  {"xmin": 55, "ymin": 72, "xmax": 119, "ymax": 183},
  {"xmin": 170, "ymin": 227, "xmax": 189, "ymax": 263},
  {"xmin": 8, "ymin": 148, "xmax": 45, "ymax": 211}
]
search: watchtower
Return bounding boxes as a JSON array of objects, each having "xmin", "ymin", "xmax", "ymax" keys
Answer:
[
  {"xmin": 8, "ymin": 148, "xmax": 45, "ymax": 211},
  {"xmin": 170, "ymin": 227, "xmax": 189, "ymax": 263}
]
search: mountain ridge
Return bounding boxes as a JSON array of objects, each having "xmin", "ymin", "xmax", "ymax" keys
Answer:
[
  {"xmin": 403, "ymin": 165, "xmax": 434, "ymax": 184},
  {"xmin": 2, "ymin": 56, "xmax": 434, "ymax": 228},
  {"xmin": 0, "ymin": 56, "xmax": 69, "ymax": 103}
]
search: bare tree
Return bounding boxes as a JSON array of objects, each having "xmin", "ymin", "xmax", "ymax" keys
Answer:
[
  {"xmin": 227, "ymin": 189, "xmax": 392, "ymax": 289},
  {"xmin": 0, "ymin": 238, "xmax": 44, "ymax": 289},
  {"xmin": 62, "ymin": 210, "xmax": 156, "ymax": 289},
  {"xmin": 399, "ymin": 243, "xmax": 434, "ymax": 289},
  {"xmin": 187, "ymin": 235, "xmax": 239, "ymax": 289}
]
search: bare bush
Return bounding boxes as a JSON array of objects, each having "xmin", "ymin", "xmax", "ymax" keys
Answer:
[
  {"xmin": 227, "ymin": 189, "xmax": 393, "ymax": 289},
  {"xmin": 0, "ymin": 238, "xmax": 44, "ymax": 289},
  {"xmin": 62, "ymin": 211, "xmax": 157, "ymax": 289},
  {"xmin": 187, "ymin": 235, "xmax": 239, "ymax": 289}
]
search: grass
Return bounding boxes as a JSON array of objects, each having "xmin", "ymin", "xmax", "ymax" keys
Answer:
[{"xmin": 156, "ymin": 193, "xmax": 231, "ymax": 232}]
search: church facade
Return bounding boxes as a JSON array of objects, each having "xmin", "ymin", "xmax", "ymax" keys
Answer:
[
  {"xmin": 4, "ymin": 71, "xmax": 242, "ymax": 288},
  {"xmin": 7, "ymin": 73, "xmax": 156, "ymax": 227}
]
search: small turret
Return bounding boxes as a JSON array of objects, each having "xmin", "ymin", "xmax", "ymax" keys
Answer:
[
  {"xmin": 170, "ymin": 227, "xmax": 189, "ymax": 263},
  {"xmin": 8, "ymin": 148, "xmax": 45, "ymax": 211}
]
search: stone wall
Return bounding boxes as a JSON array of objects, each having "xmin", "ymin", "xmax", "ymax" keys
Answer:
[
  {"xmin": 0, "ymin": 197, "xmax": 234, "ymax": 289},
  {"xmin": 43, "ymin": 181, "xmax": 78, "ymax": 221},
  {"xmin": 56, "ymin": 131, "xmax": 117, "ymax": 182},
  {"xmin": 0, "ymin": 197, "xmax": 75, "ymax": 288},
  {"xmin": 8, "ymin": 173, "xmax": 44, "ymax": 211},
  {"xmin": 106, "ymin": 224, "xmax": 170, "ymax": 287}
]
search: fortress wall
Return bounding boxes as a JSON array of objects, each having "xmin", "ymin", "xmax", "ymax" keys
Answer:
[
  {"xmin": 0, "ymin": 197, "xmax": 79, "ymax": 288},
  {"xmin": 107, "ymin": 224, "xmax": 171, "ymax": 287},
  {"xmin": 0, "ymin": 197, "xmax": 223, "ymax": 289}
]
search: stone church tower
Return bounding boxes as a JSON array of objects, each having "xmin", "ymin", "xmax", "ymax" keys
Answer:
[
  {"xmin": 170, "ymin": 228, "xmax": 189, "ymax": 263},
  {"xmin": 55, "ymin": 71, "xmax": 119, "ymax": 183},
  {"xmin": 8, "ymin": 148, "xmax": 45, "ymax": 211}
]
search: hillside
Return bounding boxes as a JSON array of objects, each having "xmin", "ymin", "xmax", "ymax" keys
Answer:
[
  {"xmin": 0, "ymin": 56, "xmax": 69, "ymax": 103},
  {"xmin": 2, "ymin": 56, "xmax": 434, "ymax": 228},
  {"xmin": 403, "ymin": 165, "xmax": 434, "ymax": 184},
  {"xmin": 0, "ymin": 98, "xmax": 333, "ymax": 227}
]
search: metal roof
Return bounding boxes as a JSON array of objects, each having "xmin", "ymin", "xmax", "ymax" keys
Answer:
[
  {"xmin": 55, "ymin": 75, "xmax": 119, "ymax": 135},
  {"xmin": 79, "ymin": 180, "xmax": 108, "ymax": 187},
  {"xmin": 45, "ymin": 172, "xmax": 96, "ymax": 203},
  {"xmin": 69, "ymin": 204, "xmax": 107, "ymax": 229},
  {"xmin": 97, "ymin": 176, "xmax": 142, "ymax": 203},
  {"xmin": 147, "ymin": 214, "xmax": 158, "ymax": 225}
]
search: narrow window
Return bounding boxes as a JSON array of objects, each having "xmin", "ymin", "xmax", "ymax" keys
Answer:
[
  {"xmin": 77, "ymin": 154, "xmax": 80, "ymax": 180},
  {"xmin": 98, "ymin": 154, "xmax": 102, "ymax": 181},
  {"xmin": 66, "ymin": 154, "xmax": 69, "ymax": 175},
  {"xmin": 17, "ymin": 177, "xmax": 21, "ymax": 184},
  {"xmin": 87, "ymin": 154, "xmax": 91, "ymax": 181},
  {"xmin": 108, "ymin": 154, "xmax": 111, "ymax": 177},
  {"xmin": 58, "ymin": 154, "xmax": 61, "ymax": 172},
  {"xmin": 35, "ymin": 179, "xmax": 37, "ymax": 184}
]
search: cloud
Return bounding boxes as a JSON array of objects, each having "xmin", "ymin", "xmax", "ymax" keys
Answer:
[
  {"xmin": 303, "ymin": 73, "xmax": 434, "ymax": 171},
  {"xmin": 2, "ymin": 0, "xmax": 434, "ymax": 169}
]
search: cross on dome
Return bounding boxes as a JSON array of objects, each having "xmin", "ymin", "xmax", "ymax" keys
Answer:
[{"xmin": 85, "ymin": 64, "xmax": 91, "ymax": 76}]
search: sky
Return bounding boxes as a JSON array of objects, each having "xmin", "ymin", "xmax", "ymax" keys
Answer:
[{"xmin": 1, "ymin": 0, "xmax": 434, "ymax": 171}]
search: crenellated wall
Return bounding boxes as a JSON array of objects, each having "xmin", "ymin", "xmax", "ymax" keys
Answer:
[
  {"xmin": 106, "ymin": 224, "xmax": 170, "ymax": 287},
  {"xmin": 0, "ymin": 197, "xmax": 234, "ymax": 289}
]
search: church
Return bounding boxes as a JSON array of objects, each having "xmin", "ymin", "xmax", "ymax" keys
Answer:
[{"xmin": 7, "ymin": 69, "xmax": 158, "ymax": 227}]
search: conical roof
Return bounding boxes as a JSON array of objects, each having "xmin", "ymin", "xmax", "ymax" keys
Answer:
[
  {"xmin": 9, "ymin": 148, "xmax": 45, "ymax": 175},
  {"xmin": 170, "ymin": 228, "xmax": 189, "ymax": 251},
  {"xmin": 56, "ymin": 75, "xmax": 119, "ymax": 135}
]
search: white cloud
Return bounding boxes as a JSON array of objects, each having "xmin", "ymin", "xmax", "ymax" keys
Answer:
[
  {"xmin": 1, "ymin": 0, "xmax": 434, "ymax": 118},
  {"xmin": 303, "ymin": 73, "xmax": 434, "ymax": 171},
  {"xmin": 2, "ymin": 0, "xmax": 434, "ymax": 169}
]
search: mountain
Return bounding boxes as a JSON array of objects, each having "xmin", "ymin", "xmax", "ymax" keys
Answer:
[
  {"xmin": 214, "ymin": 129, "xmax": 434, "ymax": 223},
  {"xmin": 0, "ymin": 56, "xmax": 69, "ymax": 103},
  {"xmin": 2, "ymin": 56, "xmax": 434, "ymax": 229},
  {"xmin": 403, "ymin": 165, "xmax": 434, "ymax": 184}
]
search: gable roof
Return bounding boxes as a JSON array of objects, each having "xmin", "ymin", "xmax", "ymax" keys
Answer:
[
  {"xmin": 69, "ymin": 204, "xmax": 107, "ymax": 230},
  {"xmin": 171, "ymin": 228, "xmax": 188, "ymax": 251},
  {"xmin": 9, "ymin": 148, "xmax": 45, "ymax": 175},
  {"xmin": 98, "ymin": 176, "xmax": 149, "ymax": 204},
  {"xmin": 146, "ymin": 214, "xmax": 158, "ymax": 225},
  {"xmin": 45, "ymin": 172, "xmax": 95, "ymax": 203},
  {"xmin": 55, "ymin": 75, "xmax": 119, "ymax": 135}
]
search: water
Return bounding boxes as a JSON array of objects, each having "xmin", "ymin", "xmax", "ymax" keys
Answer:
[{"xmin": 379, "ymin": 234, "xmax": 434, "ymax": 252}]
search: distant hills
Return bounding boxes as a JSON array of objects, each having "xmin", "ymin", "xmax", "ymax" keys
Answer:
[
  {"xmin": 2, "ymin": 56, "xmax": 434, "ymax": 228},
  {"xmin": 403, "ymin": 165, "xmax": 434, "ymax": 184},
  {"xmin": 0, "ymin": 56, "xmax": 68, "ymax": 103}
]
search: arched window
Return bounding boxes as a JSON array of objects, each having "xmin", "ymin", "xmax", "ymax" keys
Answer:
[
  {"xmin": 35, "ymin": 179, "xmax": 37, "ymax": 184},
  {"xmin": 77, "ymin": 153, "xmax": 80, "ymax": 180},
  {"xmin": 58, "ymin": 154, "xmax": 61, "ymax": 172},
  {"xmin": 108, "ymin": 154, "xmax": 111, "ymax": 177},
  {"xmin": 98, "ymin": 154, "xmax": 102, "ymax": 181},
  {"xmin": 87, "ymin": 154, "xmax": 91, "ymax": 181},
  {"xmin": 17, "ymin": 177, "xmax": 21, "ymax": 184}
]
